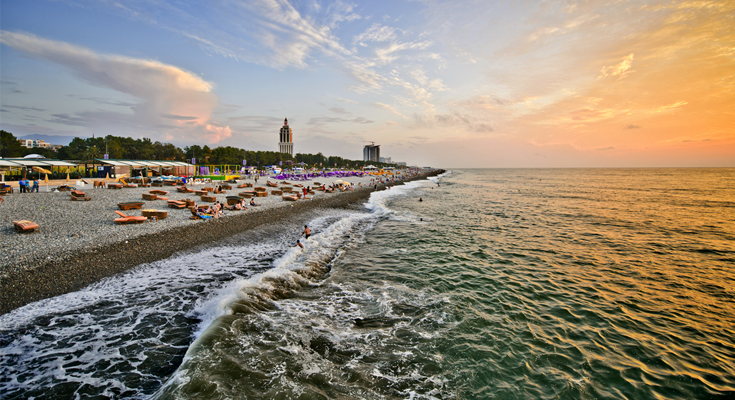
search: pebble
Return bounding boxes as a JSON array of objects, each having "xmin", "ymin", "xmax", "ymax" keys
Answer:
[{"xmin": 0, "ymin": 171, "xmax": 442, "ymax": 314}]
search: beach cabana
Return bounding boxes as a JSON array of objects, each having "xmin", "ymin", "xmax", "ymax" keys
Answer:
[
  {"xmin": 93, "ymin": 159, "xmax": 195, "ymax": 180},
  {"xmin": 0, "ymin": 158, "xmax": 77, "ymax": 182}
]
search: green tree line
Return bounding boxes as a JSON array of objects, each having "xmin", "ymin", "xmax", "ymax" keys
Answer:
[{"xmin": 0, "ymin": 130, "xmax": 395, "ymax": 168}]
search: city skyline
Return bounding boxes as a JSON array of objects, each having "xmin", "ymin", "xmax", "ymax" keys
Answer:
[{"xmin": 1, "ymin": 0, "xmax": 733, "ymax": 168}]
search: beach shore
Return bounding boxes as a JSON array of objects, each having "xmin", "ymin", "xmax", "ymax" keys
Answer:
[{"xmin": 0, "ymin": 170, "xmax": 442, "ymax": 315}]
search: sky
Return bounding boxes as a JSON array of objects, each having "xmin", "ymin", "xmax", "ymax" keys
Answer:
[{"xmin": 1, "ymin": 0, "xmax": 733, "ymax": 168}]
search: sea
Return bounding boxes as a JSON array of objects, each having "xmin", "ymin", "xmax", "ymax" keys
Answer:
[{"xmin": 1, "ymin": 168, "xmax": 734, "ymax": 400}]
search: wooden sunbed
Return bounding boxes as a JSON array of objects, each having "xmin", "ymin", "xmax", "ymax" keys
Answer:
[
  {"xmin": 237, "ymin": 183, "xmax": 253, "ymax": 188},
  {"xmin": 238, "ymin": 191, "xmax": 255, "ymax": 198},
  {"xmin": 167, "ymin": 200, "xmax": 187, "ymax": 209},
  {"xmin": 150, "ymin": 190, "xmax": 169, "ymax": 196},
  {"xmin": 201, "ymin": 195, "xmax": 216, "ymax": 202},
  {"xmin": 114, "ymin": 211, "xmax": 147, "ymax": 224},
  {"xmin": 57, "ymin": 185, "xmax": 74, "ymax": 191},
  {"xmin": 177, "ymin": 186, "xmax": 194, "ymax": 193},
  {"xmin": 226, "ymin": 196, "xmax": 243, "ymax": 205},
  {"xmin": 70, "ymin": 190, "xmax": 91, "ymax": 201},
  {"xmin": 13, "ymin": 220, "xmax": 39, "ymax": 233},
  {"xmin": 266, "ymin": 181, "xmax": 278, "ymax": 187},
  {"xmin": 282, "ymin": 195, "xmax": 298, "ymax": 201},
  {"xmin": 141, "ymin": 209, "xmax": 167, "ymax": 220},
  {"xmin": 118, "ymin": 201, "xmax": 145, "ymax": 211},
  {"xmin": 107, "ymin": 183, "xmax": 123, "ymax": 189}
]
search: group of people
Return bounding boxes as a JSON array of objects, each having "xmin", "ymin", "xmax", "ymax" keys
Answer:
[
  {"xmin": 18, "ymin": 178, "xmax": 40, "ymax": 193},
  {"xmin": 293, "ymin": 225, "xmax": 311, "ymax": 249},
  {"xmin": 195, "ymin": 197, "xmax": 259, "ymax": 219}
]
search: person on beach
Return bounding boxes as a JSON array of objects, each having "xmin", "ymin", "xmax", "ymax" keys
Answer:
[
  {"xmin": 18, "ymin": 178, "xmax": 26, "ymax": 193},
  {"xmin": 419, "ymin": 197, "xmax": 423, "ymax": 202},
  {"xmin": 31, "ymin": 179, "xmax": 39, "ymax": 193},
  {"xmin": 250, "ymin": 198, "xmax": 258, "ymax": 206},
  {"xmin": 302, "ymin": 225, "xmax": 311, "ymax": 239}
]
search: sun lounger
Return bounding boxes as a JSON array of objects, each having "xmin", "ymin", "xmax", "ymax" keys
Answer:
[
  {"xmin": 114, "ymin": 211, "xmax": 148, "ymax": 224},
  {"xmin": 238, "ymin": 191, "xmax": 255, "ymax": 198},
  {"xmin": 201, "ymin": 195, "xmax": 216, "ymax": 202},
  {"xmin": 13, "ymin": 220, "xmax": 39, "ymax": 233},
  {"xmin": 141, "ymin": 209, "xmax": 167, "ymax": 220},
  {"xmin": 226, "ymin": 196, "xmax": 243, "ymax": 205},
  {"xmin": 57, "ymin": 185, "xmax": 74, "ymax": 191},
  {"xmin": 221, "ymin": 185, "xmax": 232, "ymax": 190},
  {"xmin": 271, "ymin": 190, "xmax": 283, "ymax": 195},
  {"xmin": 282, "ymin": 195, "xmax": 298, "ymax": 201},
  {"xmin": 70, "ymin": 190, "xmax": 91, "ymax": 201},
  {"xmin": 118, "ymin": 201, "xmax": 145, "ymax": 210},
  {"xmin": 150, "ymin": 190, "xmax": 169, "ymax": 196},
  {"xmin": 167, "ymin": 200, "xmax": 187, "ymax": 209},
  {"xmin": 237, "ymin": 183, "xmax": 253, "ymax": 188},
  {"xmin": 107, "ymin": 183, "xmax": 123, "ymax": 189},
  {"xmin": 177, "ymin": 186, "xmax": 194, "ymax": 193},
  {"xmin": 253, "ymin": 187, "xmax": 267, "ymax": 192},
  {"xmin": 266, "ymin": 181, "xmax": 278, "ymax": 187}
]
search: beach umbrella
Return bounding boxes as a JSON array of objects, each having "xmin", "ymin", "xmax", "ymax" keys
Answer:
[
  {"xmin": 105, "ymin": 172, "xmax": 110, "ymax": 181},
  {"xmin": 44, "ymin": 174, "xmax": 48, "ymax": 183},
  {"xmin": 66, "ymin": 172, "xmax": 70, "ymax": 182}
]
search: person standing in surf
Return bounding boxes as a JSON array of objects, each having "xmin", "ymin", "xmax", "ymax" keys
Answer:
[{"xmin": 302, "ymin": 225, "xmax": 311, "ymax": 239}]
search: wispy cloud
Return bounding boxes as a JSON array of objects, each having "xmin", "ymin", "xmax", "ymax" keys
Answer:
[
  {"xmin": 354, "ymin": 23, "xmax": 398, "ymax": 46},
  {"xmin": 598, "ymin": 53, "xmax": 635, "ymax": 79},
  {"xmin": 2, "ymin": 104, "xmax": 46, "ymax": 112},
  {"xmin": 374, "ymin": 102, "xmax": 407, "ymax": 119},
  {"xmin": 0, "ymin": 31, "xmax": 230, "ymax": 143}
]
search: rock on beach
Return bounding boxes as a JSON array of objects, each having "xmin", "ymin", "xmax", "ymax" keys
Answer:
[{"xmin": 0, "ymin": 171, "xmax": 442, "ymax": 315}]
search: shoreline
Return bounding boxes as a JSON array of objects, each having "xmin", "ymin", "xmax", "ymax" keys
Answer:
[{"xmin": 0, "ymin": 171, "xmax": 442, "ymax": 315}]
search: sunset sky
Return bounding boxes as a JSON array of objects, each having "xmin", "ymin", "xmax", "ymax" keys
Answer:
[{"xmin": 1, "ymin": 0, "xmax": 733, "ymax": 167}]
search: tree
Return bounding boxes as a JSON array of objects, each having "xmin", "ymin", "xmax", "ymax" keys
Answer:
[{"xmin": 0, "ymin": 130, "xmax": 23, "ymax": 157}]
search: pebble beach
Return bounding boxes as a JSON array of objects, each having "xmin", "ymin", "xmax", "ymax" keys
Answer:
[{"xmin": 0, "ymin": 171, "xmax": 441, "ymax": 314}]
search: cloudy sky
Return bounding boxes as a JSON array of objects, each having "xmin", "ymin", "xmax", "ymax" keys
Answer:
[{"xmin": 1, "ymin": 0, "xmax": 733, "ymax": 167}]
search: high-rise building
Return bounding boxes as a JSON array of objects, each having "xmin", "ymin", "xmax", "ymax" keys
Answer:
[
  {"xmin": 363, "ymin": 143, "xmax": 380, "ymax": 162},
  {"xmin": 278, "ymin": 118, "xmax": 293, "ymax": 156}
]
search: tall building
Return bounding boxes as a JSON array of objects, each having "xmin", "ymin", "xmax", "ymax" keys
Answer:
[
  {"xmin": 278, "ymin": 118, "xmax": 293, "ymax": 156},
  {"xmin": 363, "ymin": 143, "xmax": 380, "ymax": 162}
]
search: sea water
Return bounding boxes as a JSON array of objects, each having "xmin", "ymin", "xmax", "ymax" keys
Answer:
[{"xmin": 1, "ymin": 169, "xmax": 734, "ymax": 399}]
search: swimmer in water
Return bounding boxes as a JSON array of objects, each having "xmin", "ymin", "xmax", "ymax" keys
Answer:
[
  {"xmin": 419, "ymin": 197, "xmax": 423, "ymax": 202},
  {"xmin": 293, "ymin": 240, "xmax": 304, "ymax": 249}
]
